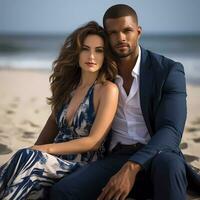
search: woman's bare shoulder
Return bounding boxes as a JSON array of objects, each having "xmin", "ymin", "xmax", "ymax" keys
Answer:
[{"xmin": 97, "ymin": 81, "xmax": 119, "ymax": 98}]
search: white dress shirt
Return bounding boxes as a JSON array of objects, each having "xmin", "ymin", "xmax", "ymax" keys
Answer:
[{"xmin": 110, "ymin": 47, "xmax": 151, "ymax": 150}]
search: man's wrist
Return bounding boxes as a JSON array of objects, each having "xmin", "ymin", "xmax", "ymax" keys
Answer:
[{"xmin": 125, "ymin": 161, "xmax": 142, "ymax": 174}]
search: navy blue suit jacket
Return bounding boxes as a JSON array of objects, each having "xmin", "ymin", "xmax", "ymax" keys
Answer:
[
  {"xmin": 129, "ymin": 47, "xmax": 187, "ymax": 168},
  {"xmin": 120, "ymin": 47, "xmax": 200, "ymax": 193}
]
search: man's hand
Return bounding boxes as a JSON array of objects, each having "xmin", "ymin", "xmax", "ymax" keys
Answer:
[{"xmin": 97, "ymin": 161, "xmax": 141, "ymax": 200}]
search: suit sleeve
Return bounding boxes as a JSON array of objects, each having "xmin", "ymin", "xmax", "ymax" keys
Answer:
[{"xmin": 129, "ymin": 62, "xmax": 187, "ymax": 169}]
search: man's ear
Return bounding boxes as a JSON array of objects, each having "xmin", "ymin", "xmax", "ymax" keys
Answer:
[{"xmin": 137, "ymin": 26, "xmax": 142, "ymax": 39}]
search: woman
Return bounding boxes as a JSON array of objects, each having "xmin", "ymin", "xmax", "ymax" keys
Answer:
[{"xmin": 0, "ymin": 21, "xmax": 118, "ymax": 200}]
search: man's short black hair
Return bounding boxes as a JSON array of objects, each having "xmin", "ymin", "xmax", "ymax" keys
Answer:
[{"xmin": 103, "ymin": 4, "xmax": 138, "ymax": 29}]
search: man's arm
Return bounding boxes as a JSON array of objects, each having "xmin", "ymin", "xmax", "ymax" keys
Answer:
[{"xmin": 129, "ymin": 62, "xmax": 187, "ymax": 169}]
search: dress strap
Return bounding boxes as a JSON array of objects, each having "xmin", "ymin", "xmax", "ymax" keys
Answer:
[{"xmin": 86, "ymin": 80, "xmax": 97, "ymax": 96}]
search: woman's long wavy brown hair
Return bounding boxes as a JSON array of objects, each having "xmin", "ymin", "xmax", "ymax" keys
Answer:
[{"xmin": 47, "ymin": 21, "xmax": 117, "ymax": 115}]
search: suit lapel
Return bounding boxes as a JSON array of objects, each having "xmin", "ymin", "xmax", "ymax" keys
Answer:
[{"xmin": 139, "ymin": 47, "xmax": 154, "ymax": 136}]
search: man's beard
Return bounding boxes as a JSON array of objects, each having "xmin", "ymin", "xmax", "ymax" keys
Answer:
[{"xmin": 112, "ymin": 46, "xmax": 133, "ymax": 58}]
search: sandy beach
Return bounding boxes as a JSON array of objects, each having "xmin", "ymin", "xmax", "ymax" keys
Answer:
[
  {"xmin": 0, "ymin": 69, "xmax": 51, "ymax": 164},
  {"xmin": 0, "ymin": 69, "xmax": 200, "ymax": 198}
]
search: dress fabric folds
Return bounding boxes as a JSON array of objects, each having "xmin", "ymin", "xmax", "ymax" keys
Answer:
[{"xmin": 0, "ymin": 83, "xmax": 105, "ymax": 199}]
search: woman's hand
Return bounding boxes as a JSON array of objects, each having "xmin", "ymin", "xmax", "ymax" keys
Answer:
[{"xmin": 31, "ymin": 145, "xmax": 49, "ymax": 153}]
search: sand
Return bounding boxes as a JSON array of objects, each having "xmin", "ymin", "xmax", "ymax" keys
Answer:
[
  {"xmin": 0, "ymin": 69, "xmax": 51, "ymax": 164},
  {"xmin": 0, "ymin": 69, "xmax": 199, "ymax": 199}
]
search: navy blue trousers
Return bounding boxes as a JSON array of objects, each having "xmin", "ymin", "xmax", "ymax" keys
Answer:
[{"xmin": 50, "ymin": 148, "xmax": 187, "ymax": 200}]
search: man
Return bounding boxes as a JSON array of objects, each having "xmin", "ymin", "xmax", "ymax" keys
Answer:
[{"xmin": 50, "ymin": 4, "xmax": 200, "ymax": 200}]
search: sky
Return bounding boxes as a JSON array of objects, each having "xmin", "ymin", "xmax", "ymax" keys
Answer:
[{"xmin": 0, "ymin": 0, "xmax": 200, "ymax": 35}]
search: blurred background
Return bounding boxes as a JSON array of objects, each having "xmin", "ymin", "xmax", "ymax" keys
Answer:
[{"xmin": 0, "ymin": 0, "xmax": 200, "ymax": 83}]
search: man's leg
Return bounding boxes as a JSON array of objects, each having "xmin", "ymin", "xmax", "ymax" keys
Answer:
[
  {"xmin": 128, "ymin": 169, "xmax": 153, "ymax": 200},
  {"xmin": 150, "ymin": 151, "xmax": 187, "ymax": 200},
  {"xmin": 50, "ymin": 153, "xmax": 129, "ymax": 200}
]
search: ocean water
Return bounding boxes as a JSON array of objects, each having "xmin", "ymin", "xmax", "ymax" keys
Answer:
[{"xmin": 0, "ymin": 34, "xmax": 200, "ymax": 84}]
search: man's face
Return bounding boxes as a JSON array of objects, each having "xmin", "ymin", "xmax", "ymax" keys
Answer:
[{"xmin": 105, "ymin": 16, "xmax": 141, "ymax": 58}]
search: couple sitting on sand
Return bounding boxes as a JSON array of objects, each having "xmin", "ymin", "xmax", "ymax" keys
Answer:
[{"xmin": 0, "ymin": 4, "xmax": 200, "ymax": 200}]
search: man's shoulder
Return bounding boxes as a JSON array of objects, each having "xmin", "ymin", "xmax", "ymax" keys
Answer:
[
  {"xmin": 142, "ymin": 47, "xmax": 176, "ymax": 65},
  {"xmin": 141, "ymin": 47, "xmax": 184, "ymax": 71}
]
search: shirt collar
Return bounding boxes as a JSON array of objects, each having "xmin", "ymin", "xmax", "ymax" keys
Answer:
[
  {"xmin": 131, "ymin": 46, "xmax": 141, "ymax": 77},
  {"xmin": 116, "ymin": 46, "xmax": 141, "ymax": 83}
]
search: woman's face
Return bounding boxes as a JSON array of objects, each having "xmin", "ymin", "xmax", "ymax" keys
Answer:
[{"xmin": 79, "ymin": 34, "xmax": 104, "ymax": 73}]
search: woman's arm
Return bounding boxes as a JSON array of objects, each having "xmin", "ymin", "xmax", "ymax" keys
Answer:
[
  {"xmin": 32, "ymin": 82, "xmax": 119, "ymax": 155},
  {"xmin": 34, "ymin": 112, "xmax": 59, "ymax": 145}
]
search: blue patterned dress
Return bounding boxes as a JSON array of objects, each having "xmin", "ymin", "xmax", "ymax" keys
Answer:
[{"xmin": 0, "ymin": 83, "xmax": 105, "ymax": 200}]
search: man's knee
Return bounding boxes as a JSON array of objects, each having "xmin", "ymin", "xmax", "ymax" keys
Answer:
[
  {"xmin": 151, "ymin": 151, "xmax": 187, "ymax": 180},
  {"xmin": 150, "ymin": 152, "xmax": 188, "ymax": 199}
]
